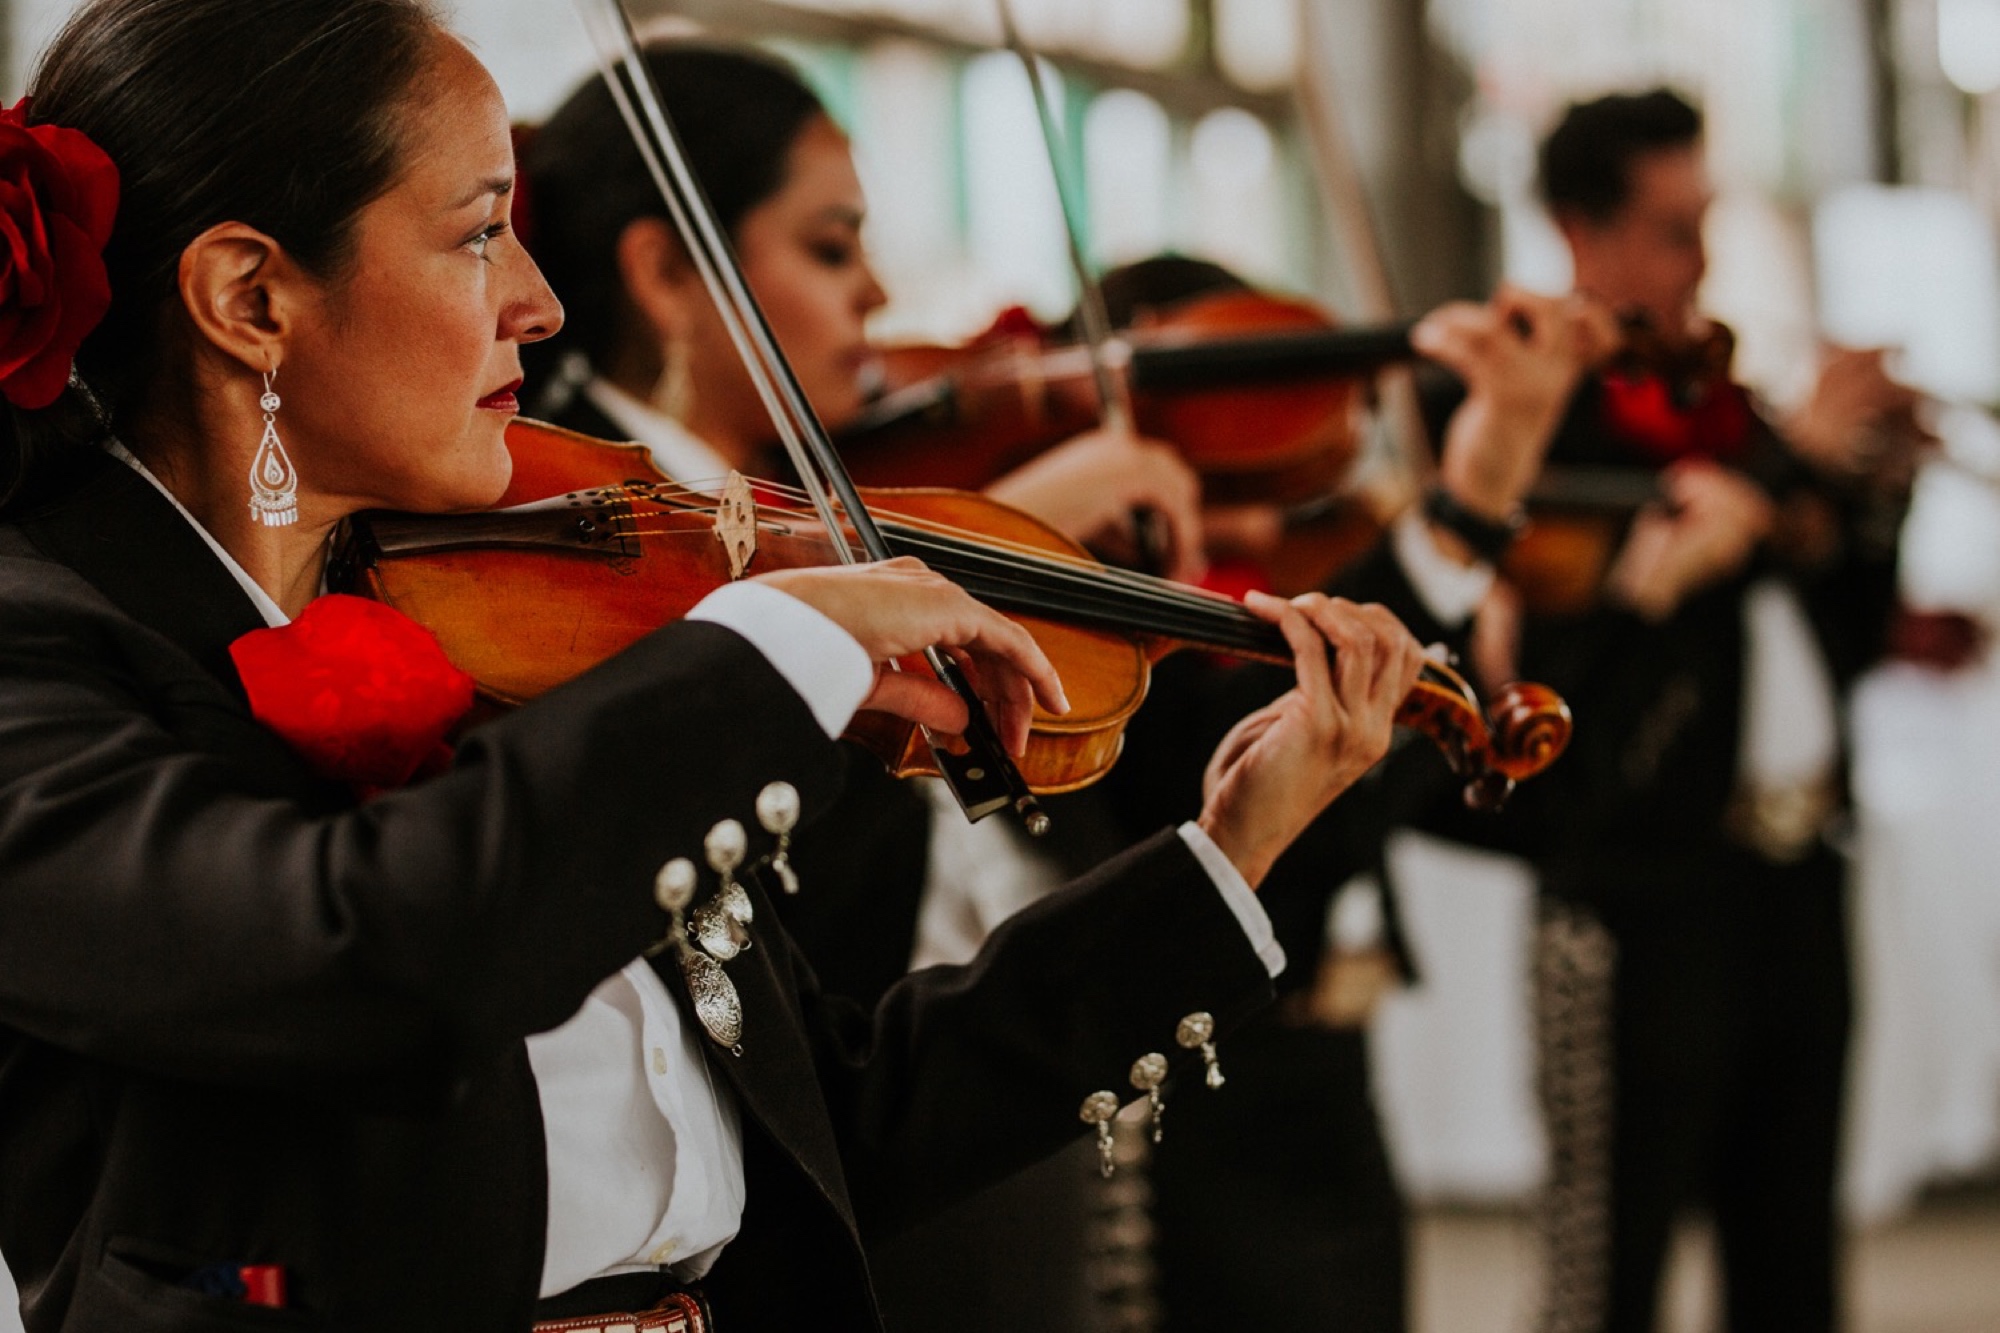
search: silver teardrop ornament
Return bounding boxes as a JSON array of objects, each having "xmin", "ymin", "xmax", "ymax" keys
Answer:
[
  {"xmin": 691, "ymin": 898, "xmax": 749, "ymax": 961},
  {"xmin": 718, "ymin": 879, "xmax": 755, "ymax": 928},
  {"xmin": 678, "ymin": 949, "xmax": 743, "ymax": 1053}
]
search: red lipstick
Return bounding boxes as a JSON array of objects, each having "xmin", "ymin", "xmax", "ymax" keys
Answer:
[{"xmin": 477, "ymin": 378, "xmax": 524, "ymax": 413}]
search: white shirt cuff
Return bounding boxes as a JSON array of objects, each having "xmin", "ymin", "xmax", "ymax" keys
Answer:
[
  {"xmin": 1176, "ymin": 821, "xmax": 1286, "ymax": 978},
  {"xmin": 1392, "ymin": 510, "xmax": 1496, "ymax": 628},
  {"xmin": 687, "ymin": 581, "xmax": 874, "ymax": 738}
]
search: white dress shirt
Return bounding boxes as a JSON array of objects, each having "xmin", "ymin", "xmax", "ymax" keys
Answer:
[
  {"xmin": 1392, "ymin": 508, "xmax": 1498, "ymax": 628},
  {"xmin": 1739, "ymin": 578, "xmax": 1839, "ymax": 790}
]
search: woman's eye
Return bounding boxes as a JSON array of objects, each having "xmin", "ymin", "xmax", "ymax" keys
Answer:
[
  {"xmin": 468, "ymin": 222, "xmax": 509, "ymax": 260},
  {"xmin": 811, "ymin": 240, "xmax": 854, "ymax": 268}
]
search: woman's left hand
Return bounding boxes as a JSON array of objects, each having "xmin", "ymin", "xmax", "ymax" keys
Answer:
[{"xmin": 1196, "ymin": 592, "xmax": 1425, "ymax": 888}]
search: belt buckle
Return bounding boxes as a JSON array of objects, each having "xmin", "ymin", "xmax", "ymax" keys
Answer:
[
  {"xmin": 532, "ymin": 1292, "xmax": 708, "ymax": 1333},
  {"xmin": 1288, "ymin": 945, "xmax": 1399, "ymax": 1028},
  {"xmin": 1725, "ymin": 775, "xmax": 1834, "ymax": 864}
]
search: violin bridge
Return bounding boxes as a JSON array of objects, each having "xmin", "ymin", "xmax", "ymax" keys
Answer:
[{"xmin": 716, "ymin": 471, "xmax": 758, "ymax": 580}]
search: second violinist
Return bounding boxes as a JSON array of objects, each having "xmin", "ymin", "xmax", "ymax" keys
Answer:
[{"xmin": 520, "ymin": 43, "xmax": 1205, "ymax": 585}]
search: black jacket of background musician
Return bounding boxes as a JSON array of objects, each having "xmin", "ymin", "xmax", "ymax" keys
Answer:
[
  {"xmin": 1418, "ymin": 372, "xmax": 1902, "ymax": 899},
  {"xmin": 0, "ymin": 452, "xmax": 1274, "ymax": 1332}
]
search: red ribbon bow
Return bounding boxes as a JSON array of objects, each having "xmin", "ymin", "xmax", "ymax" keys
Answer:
[
  {"xmin": 1598, "ymin": 370, "xmax": 1755, "ymax": 464},
  {"xmin": 230, "ymin": 595, "xmax": 475, "ymax": 795}
]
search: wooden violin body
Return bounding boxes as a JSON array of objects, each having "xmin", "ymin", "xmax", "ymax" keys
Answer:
[
  {"xmin": 1496, "ymin": 322, "xmax": 1745, "ymax": 617},
  {"xmin": 333, "ymin": 420, "xmax": 1574, "ymax": 809},
  {"xmin": 839, "ymin": 289, "xmax": 1404, "ymax": 507}
]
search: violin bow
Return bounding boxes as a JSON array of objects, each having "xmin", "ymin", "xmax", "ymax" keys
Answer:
[
  {"xmin": 1291, "ymin": 3, "xmax": 1434, "ymax": 496},
  {"xmin": 991, "ymin": 0, "xmax": 1134, "ymax": 435},
  {"xmin": 992, "ymin": 0, "xmax": 1188, "ymax": 573},
  {"xmin": 572, "ymin": 0, "xmax": 1052, "ymax": 834}
]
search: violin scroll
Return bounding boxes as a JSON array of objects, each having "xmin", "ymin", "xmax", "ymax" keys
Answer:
[
  {"xmin": 1389, "ymin": 659, "xmax": 1573, "ymax": 811},
  {"xmin": 1484, "ymin": 681, "xmax": 1574, "ymax": 782}
]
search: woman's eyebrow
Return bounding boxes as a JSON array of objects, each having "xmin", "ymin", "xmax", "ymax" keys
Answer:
[{"xmin": 446, "ymin": 176, "xmax": 515, "ymax": 212}]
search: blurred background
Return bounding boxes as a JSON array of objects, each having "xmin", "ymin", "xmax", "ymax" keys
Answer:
[{"xmin": 5, "ymin": 1, "xmax": 1999, "ymax": 1329}]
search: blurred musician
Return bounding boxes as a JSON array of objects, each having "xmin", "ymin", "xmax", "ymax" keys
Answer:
[{"xmin": 1425, "ymin": 89, "xmax": 1913, "ymax": 1333}]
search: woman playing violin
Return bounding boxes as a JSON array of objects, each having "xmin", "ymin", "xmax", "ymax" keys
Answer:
[
  {"xmin": 0, "ymin": 2, "xmax": 1436, "ymax": 1329},
  {"xmin": 519, "ymin": 40, "xmax": 1613, "ymax": 1333}
]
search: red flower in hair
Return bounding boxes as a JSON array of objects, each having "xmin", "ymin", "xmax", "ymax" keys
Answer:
[
  {"xmin": 0, "ymin": 97, "xmax": 119, "ymax": 410},
  {"xmin": 230, "ymin": 595, "xmax": 477, "ymax": 795}
]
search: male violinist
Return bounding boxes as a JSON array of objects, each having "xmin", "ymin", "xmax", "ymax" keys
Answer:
[{"xmin": 1426, "ymin": 88, "xmax": 1914, "ymax": 1333}]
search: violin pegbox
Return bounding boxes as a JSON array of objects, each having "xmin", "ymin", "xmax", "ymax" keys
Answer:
[{"xmin": 715, "ymin": 471, "xmax": 759, "ymax": 580}]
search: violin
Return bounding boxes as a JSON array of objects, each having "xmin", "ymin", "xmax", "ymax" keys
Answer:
[
  {"xmin": 839, "ymin": 289, "xmax": 1411, "ymax": 507},
  {"xmin": 1256, "ymin": 316, "xmax": 1741, "ymax": 608},
  {"xmin": 547, "ymin": 6, "xmax": 1574, "ymax": 820},
  {"xmin": 842, "ymin": 290, "xmax": 1744, "ymax": 603},
  {"xmin": 332, "ymin": 418, "xmax": 1575, "ymax": 811},
  {"xmin": 1496, "ymin": 319, "xmax": 1745, "ymax": 617}
]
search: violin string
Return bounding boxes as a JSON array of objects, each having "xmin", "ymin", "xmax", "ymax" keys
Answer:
[
  {"xmin": 588, "ymin": 485, "xmax": 1468, "ymax": 697},
  {"xmin": 591, "ymin": 476, "xmax": 1256, "ymax": 622},
  {"xmin": 596, "ymin": 513, "xmax": 1462, "ymax": 694},
  {"xmin": 573, "ymin": 481, "xmax": 1470, "ymax": 701},
  {"xmin": 605, "ymin": 494, "xmax": 1265, "ymax": 637}
]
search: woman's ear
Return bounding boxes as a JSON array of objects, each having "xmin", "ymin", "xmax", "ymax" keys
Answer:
[
  {"xmin": 616, "ymin": 215, "xmax": 700, "ymax": 345},
  {"xmin": 177, "ymin": 222, "xmax": 305, "ymax": 373}
]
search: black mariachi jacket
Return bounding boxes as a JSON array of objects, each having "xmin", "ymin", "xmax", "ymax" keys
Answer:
[
  {"xmin": 1419, "ymin": 373, "xmax": 1902, "ymax": 907},
  {"xmin": 545, "ymin": 391, "xmax": 941, "ymax": 1010},
  {"xmin": 0, "ymin": 451, "xmax": 1274, "ymax": 1331}
]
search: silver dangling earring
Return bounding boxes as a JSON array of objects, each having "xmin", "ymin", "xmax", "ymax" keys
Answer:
[{"xmin": 248, "ymin": 369, "xmax": 299, "ymax": 528}]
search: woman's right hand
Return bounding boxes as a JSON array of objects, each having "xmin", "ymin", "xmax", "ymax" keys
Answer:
[
  {"xmin": 1196, "ymin": 592, "xmax": 1426, "ymax": 889},
  {"xmin": 1413, "ymin": 286, "xmax": 1619, "ymax": 533},
  {"xmin": 757, "ymin": 558, "xmax": 1069, "ymax": 754},
  {"xmin": 983, "ymin": 427, "xmax": 1207, "ymax": 582}
]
